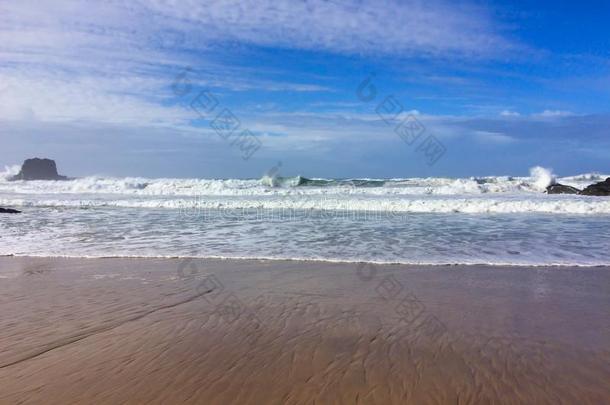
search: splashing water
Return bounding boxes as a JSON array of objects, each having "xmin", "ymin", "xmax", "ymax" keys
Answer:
[
  {"xmin": 0, "ymin": 165, "xmax": 20, "ymax": 181},
  {"xmin": 529, "ymin": 166, "xmax": 556, "ymax": 191}
]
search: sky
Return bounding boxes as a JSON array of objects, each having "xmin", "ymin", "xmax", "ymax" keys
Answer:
[{"xmin": 1, "ymin": 0, "xmax": 609, "ymax": 179}]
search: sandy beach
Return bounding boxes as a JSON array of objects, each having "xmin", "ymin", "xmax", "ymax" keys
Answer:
[{"xmin": 0, "ymin": 257, "xmax": 608, "ymax": 404}]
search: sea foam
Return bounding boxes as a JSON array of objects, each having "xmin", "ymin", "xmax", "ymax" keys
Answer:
[{"xmin": 0, "ymin": 166, "xmax": 609, "ymax": 214}]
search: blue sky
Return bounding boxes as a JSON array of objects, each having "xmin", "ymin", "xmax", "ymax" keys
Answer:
[{"xmin": 1, "ymin": 0, "xmax": 609, "ymax": 178}]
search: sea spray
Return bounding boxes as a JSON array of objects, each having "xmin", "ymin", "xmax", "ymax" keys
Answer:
[
  {"xmin": 0, "ymin": 165, "xmax": 20, "ymax": 181},
  {"xmin": 529, "ymin": 166, "xmax": 556, "ymax": 191}
]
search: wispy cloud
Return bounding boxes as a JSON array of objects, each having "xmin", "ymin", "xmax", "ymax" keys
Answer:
[
  {"xmin": 0, "ymin": 68, "xmax": 192, "ymax": 125},
  {"xmin": 2, "ymin": 110, "xmax": 609, "ymax": 178},
  {"xmin": 474, "ymin": 131, "xmax": 516, "ymax": 144},
  {"xmin": 532, "ymin": 110, "xmax": 574, "ymax": 118},
  {"xmin": 0, "ymin": 0, "xmax": 341, "ymax": 126},
  {"xmin": 142, "ymin": 0, "xmax": 518, "ymax": 57}
]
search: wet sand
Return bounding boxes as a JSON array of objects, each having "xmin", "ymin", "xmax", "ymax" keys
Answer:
[{"xmin": 0, "ymin": 257, "xmax": 609, "ymax": 404}]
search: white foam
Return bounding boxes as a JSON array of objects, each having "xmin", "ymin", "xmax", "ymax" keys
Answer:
[
  {"xmin": 0, "ymin": 165, "xmax": 20, "ymax": 180},
  {"xmin": 529, "ymin": 166, "xmax": 556, "ymax": 191},
  {"xmin": 2, "ymin": 186, "xmax": 609, "ymax": 266},
  {"xmin": 1, "ymin": 193, "xmax": 609, "ymax": 214},
  {"xmin": 0, "ymin": 167, "xmax": 608, "ymax": 215}
]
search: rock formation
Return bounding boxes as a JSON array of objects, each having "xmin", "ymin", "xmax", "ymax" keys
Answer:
[
  {"xmin": 0, "ymin": 207, "xmax": 21, "ymax": 214},
  {"xmin": 545, "ymin": 178, "xmax": 610, "ymax": 196},
  {"xmin": 9, "ymin": 158, "xmax": 67, "ymax": 181},
  {"xmin": 546, "ymin": 184, "xmax": 581, "ymax": 194},
  {"xmin": 580, "ymin": 177, "xmax": 610, "ymax": 196}
]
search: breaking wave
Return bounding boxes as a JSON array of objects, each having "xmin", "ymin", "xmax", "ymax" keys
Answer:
[
  {"xmin": 2, "ymin": 166, "xmax": 609, "ymax": 265},
  {"xmin": 1, "ymin": 166, "xmax": 608, "ymax": 214},
  {"xmin": 260, "ymin": 175, "xmax": 385, "ymax": 188},
  {"xmin": 0, "ymin": 165, "xmax": 20, "ymax": 181},
  {"xmin": 529, "ymin": 166, "xmax": 556, "ymax": 191}
]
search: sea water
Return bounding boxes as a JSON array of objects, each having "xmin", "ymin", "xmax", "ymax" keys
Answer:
[{"xmin": 1, "ymin": 168, "xmax": 609, "ymax": 265}]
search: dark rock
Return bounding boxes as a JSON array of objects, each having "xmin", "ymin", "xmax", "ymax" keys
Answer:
[
  {"xmin": 546, "ymin": 183, "xmax": 581, "ymax": 194},
  {"xmin": 580, "ymin": 177, "xmax": 610, "ymax": 196},
  {"xmin": 9, "ymin": 158, "xmax": 67, "ymax": 181},
  {"xmin": 0, "ymin": 207, "xmax": 21, "ymax": 214}
]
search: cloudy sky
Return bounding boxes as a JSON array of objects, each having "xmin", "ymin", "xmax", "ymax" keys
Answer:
[{"xmin": 1, "ymin": 0, "xmax": 609, "ymax": 178}]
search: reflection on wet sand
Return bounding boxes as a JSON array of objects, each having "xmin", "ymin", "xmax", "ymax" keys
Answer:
[{"xmin": 0, "ymin": 257, "xmax": 609, "ymax": 404}]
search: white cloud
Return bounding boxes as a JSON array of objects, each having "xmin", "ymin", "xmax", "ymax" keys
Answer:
[
  {"xmin": 0, "ymin": 68, "xmax": 194, "ymax": 126},
  {"xmin": 532, "ymin": 110, "xmax": 574, "ymax": 118},
  {"xmin": 0, "ymin": 0, "xmax": 520, "ymax": 131},
  {"xmin": 141, "ymin": 0, "xmax": 517, "ymax": 57},
  {"xmin": 500, "ymin": 110, "xmax": 521, "ymax": 117},
  {"xmin": 473, "ymin": 131, "xmax": 516, "ymax": 144},
  {"xmin": 0, "ymin": 0, "xmax": 336, "ymax": 127}
]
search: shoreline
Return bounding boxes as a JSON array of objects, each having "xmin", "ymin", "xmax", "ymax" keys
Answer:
[
  {"xmin": 2, "ymin": 254, "xmax": 610, "ymax": 268},
  {"xmin": 1, "ymin": 256, "xmax": 609, "ymax": 403}
]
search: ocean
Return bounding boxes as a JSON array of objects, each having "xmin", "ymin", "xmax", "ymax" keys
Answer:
[{"xmin": 1, "ymin": 166, "xmax": 609, "ymax": 266}]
